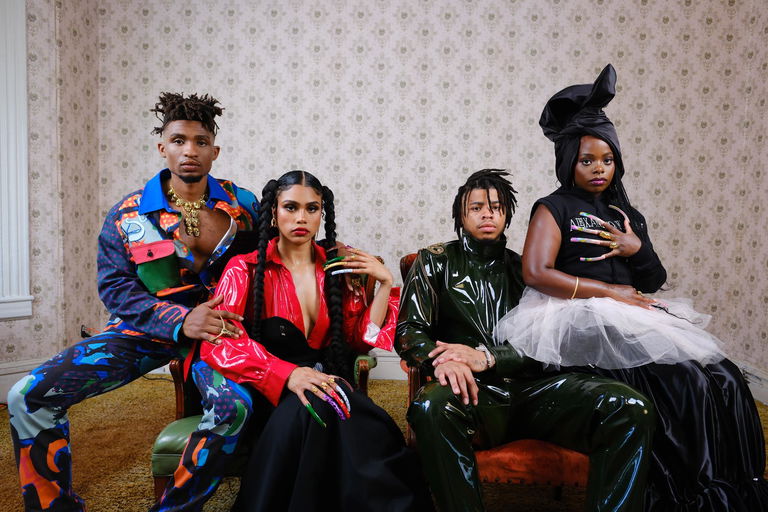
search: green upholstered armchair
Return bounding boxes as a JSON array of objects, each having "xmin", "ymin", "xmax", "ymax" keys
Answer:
[
  {"xmin": 150, "ymin": 270, "xmax": 381, "ymax": 500},
  {"xmin": 398, "ymin": 253, "xmax": 588, "ymax": 495}
]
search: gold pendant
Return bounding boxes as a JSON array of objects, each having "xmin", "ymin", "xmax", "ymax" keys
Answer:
[{"xmin": 168, "ymin": 186, "xmax": 208, "ymax": 237}]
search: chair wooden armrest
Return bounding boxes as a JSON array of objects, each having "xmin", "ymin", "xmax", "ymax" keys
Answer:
[
  {"xmin": 399, "ymin": 253, "xmax": 418, "ymax": 282},
  {"xmin": 168, "ymin": 358, "xmax": 202, "ymax": 420},
  {"xmin": 406, "ymin": 364, "xmax": 423, "ymax": 448},
  {"xmin": 400, "ymin": 359, "xmax": 431, "ymax": 448}
]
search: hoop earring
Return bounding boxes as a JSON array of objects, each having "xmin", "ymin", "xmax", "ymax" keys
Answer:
[{"xmin": 271, "ymin": 217, "xmax": 276, "ymax": 228}]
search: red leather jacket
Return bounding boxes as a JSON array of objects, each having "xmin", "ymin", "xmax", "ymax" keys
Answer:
[{"xmin": 200, "ymin": 238, "xmax": 399, "ymax": 406}]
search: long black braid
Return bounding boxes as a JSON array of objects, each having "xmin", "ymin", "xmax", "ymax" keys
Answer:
[
  {"xmin": 452, "ymin": 169, "xmax": 519, "ymax": 237},
  {"xmin": 150, "ymin": 92, "xmax": 223, "ymax": 135},
  {"xmin": 249, "ymin": 179, "xmax": 279, "ymax": 340},
  {"xmin": 317, "ymin": 185, "xmax": 354, "ymax": 381},
  {"xmin": 249, "ymin": 171, "xmax": 352, "ymax": 381}
]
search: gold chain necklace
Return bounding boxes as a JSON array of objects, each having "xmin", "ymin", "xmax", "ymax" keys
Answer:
[{"xmin": 168, "ymin": 186, "xmax": 208, "ymax": 237}]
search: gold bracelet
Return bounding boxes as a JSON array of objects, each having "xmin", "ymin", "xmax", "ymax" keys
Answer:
[{"xmin": 570, "ymin": 277, "xmax": 580, "ymax": 299}]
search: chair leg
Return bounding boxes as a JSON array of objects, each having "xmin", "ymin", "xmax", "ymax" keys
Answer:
[
  {"xmin": 356, "ymin": 358, "xmax": 370, "ymax": 396},
  {"xmin": 154, "ymin": 475, "xmax": 170, "ymax": 502}
]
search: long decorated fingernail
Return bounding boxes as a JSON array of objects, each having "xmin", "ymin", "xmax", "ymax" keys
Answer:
[
  {"xmin": 608, "ymin": 205, "xmax": 630, "ymax": 220},
  {"xmin": 305, "ymin": 402, "xmax": 327, "ymax": 428},
  {"xmin": 335, "ymin": 385, "xmax": 351, "ymax": 413},
  {"xmin": 570, "ymin": 237, "xmax": 603, "ymax": 245},
  {"xmin": 579, "ymin": 212, "xmax": 604, "ymax": 224},
  {"xmin": 324, "ymin": 256, "xmax": 345, "ymax": 266}
]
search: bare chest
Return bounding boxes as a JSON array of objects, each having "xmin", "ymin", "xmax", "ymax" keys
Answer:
[
  {"xmin": 288, "ymin": 265, "xmax": 320, "ymax": 337},
  {"xmin": 177, "ymin": 207, "xmax": 232, "ymax": 272}
]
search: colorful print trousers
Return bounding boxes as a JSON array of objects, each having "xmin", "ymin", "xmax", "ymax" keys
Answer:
[{"xmin": 7, "ymin": 334, "xmax": 254, "ymax": 512}]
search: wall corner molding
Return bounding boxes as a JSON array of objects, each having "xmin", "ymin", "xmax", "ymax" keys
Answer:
[{"xmin": 0, "ymin": 0, "xmax": 32, "ymax": 321}]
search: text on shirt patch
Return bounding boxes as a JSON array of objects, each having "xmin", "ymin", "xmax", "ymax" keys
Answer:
[{"xmin": 570, "ymin": 216, "xmax": 623, "ymax": 231}]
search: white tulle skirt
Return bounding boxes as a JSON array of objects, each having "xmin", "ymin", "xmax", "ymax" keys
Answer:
[{"xmin": 493, "ymin": 288, "xmax": 726, "ymax": 369}]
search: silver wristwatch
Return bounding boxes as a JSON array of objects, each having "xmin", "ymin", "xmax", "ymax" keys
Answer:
[{"xmin": 476, "ymin": 344, "xmax": 495, "ymax": 370}]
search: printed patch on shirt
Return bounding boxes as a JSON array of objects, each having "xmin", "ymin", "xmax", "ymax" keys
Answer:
[
  {"xmin": 121, "ymin": 215, "xmax": 164, "ymax": 244},
  {"xmin": 426, "ymin": 243, "xmax": 445, "ymax": 255},
  {"xmin": 569, "ymin": 216, "xmax": 622, "ymax": 231},
  {"xmin": 175, "ymin": 241, "xmax": 191, "ymax": 258},
  {"xmin": 121, "ymin": 216, "xmax": 147, "ymax": 243},
  {"xmin": 159, "ymin": 211, "xmax": 182, "ymax": 232}
]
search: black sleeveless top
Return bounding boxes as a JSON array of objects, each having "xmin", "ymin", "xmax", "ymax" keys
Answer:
[{"xmin": 533, "ymin": 187, "xmax": 667, "ymax": 293}]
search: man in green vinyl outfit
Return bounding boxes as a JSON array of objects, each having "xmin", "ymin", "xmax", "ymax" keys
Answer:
[{"xmin": 396, "ymin": 169, "xmax": 655, "ymax": 512}]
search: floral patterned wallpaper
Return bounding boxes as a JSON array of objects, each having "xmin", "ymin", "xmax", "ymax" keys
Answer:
[
  {"xmin": 2, "ymin": 0, "xmax": 766, "ymax": 373},
  {"xmin": 58, "ymin": 0, "xmax": 100, "ymax": 349}
]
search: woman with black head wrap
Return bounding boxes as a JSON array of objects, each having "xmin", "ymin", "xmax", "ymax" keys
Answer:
[{"xmin": 495, "ymin": 65, "xmax": 768, "ymax": 511}]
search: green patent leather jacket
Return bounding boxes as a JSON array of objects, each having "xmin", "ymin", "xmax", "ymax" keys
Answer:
[{"xmin": 396, "ymin": 233, "xmax": 527, "ymax": 377}]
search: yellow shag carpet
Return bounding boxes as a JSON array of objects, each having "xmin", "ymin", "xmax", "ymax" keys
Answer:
[{"xmin": 1, "ymin": 377, "xmax": 766, "ymax": 511}]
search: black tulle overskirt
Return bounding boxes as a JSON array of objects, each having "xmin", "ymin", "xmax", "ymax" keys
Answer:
[{"xmin": 570, "ymin": 359, "xmax": 768, "ymax": 511}]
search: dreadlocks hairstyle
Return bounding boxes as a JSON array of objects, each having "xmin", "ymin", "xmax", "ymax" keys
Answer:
[
  {"xmin": 451, "ymin": 169, "xmax": 519, "ymax": 237},
  {"xmin": 150, "ymin": 92, "xmax": 223, "ymax": 136},
  {"xmin": 249, "ymin": 171, "xmax": 353, "ymax": 381}
]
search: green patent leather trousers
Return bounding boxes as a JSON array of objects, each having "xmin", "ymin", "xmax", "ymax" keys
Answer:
[{"xmin": 408, "ymin": 372, "xmax": 655, "ymax": 512}]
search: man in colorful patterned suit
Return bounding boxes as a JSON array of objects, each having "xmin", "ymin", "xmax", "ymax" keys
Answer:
[{"xmin": 7, "ymin": 92, "xmax": 260, "ymax": 511}]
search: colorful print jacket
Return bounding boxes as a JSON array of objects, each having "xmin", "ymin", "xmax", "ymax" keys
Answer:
[{"xmin": 96, "ymin": 168, "xmax": 259, "ymax": 343}]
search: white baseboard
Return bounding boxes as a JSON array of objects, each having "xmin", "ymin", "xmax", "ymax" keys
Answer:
[
  {"xmin": 149, "ymin": 364, "xmax": 170, "ymax": 375},
  {"xmin": 369, "ymin": 349, "xmax": 406, "ymax": 381},
  {"xmin": 736, "ymin": 360, "xmax": 768, "ymax": 405},
  {"xmin": 0, "ymin": 358, "xmax": 48, "ymax": 400}
]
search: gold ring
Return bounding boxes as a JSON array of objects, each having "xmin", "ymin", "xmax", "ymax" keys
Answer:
[
  {"xmin": 599, "ymin": 231, "xmax": 613, "ymax": 240},
  {"xmin": 320, "ymin": 382, "xmax": 329, "ymax": 389},
  {"xmin": 636, "ymin": 290, "xmax": 644, "ymax": 296},
  {"xmin": 609, "ymin": 241, "xmax": 619, "ymax": 249},
  {"xmin": 328, "ymin": 377, "xmax": 336, "ymax": 385},
  {"xmin": 310, "ymin": 385, "xmax": 320, "ymax": 394}
]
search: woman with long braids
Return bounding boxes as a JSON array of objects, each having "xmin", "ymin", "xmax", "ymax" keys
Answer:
[
  {"xmin": 494, "ymin": 65, "xmax": 768, "ymax": 510},
  {"xmin": 199, "ymin": 170, "xmax": 431, "ymax": 511}
]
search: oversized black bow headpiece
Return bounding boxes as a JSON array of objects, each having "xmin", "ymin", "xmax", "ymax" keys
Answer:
[{"xmin": 539, "ymin": 64, "xmax": 624, "ymax": 185}]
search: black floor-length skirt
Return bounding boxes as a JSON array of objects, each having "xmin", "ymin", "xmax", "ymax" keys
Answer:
[
  {"xmin": 231, "ymin": 316, "xmax": 432, "ymax": 511},
  {"xmin": 232, "ymin": 389, "xmax": 431, "ymax": 512},
  {"xmin": 571, "ymin": 359, "xmax": 768, "ymax": 511}
]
